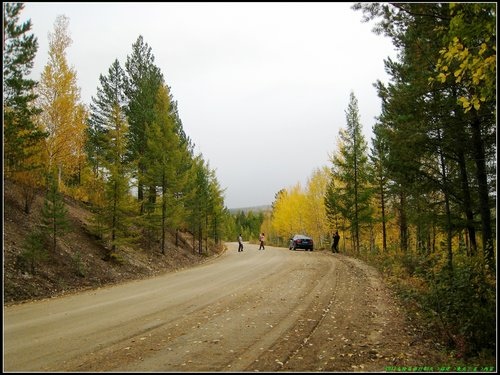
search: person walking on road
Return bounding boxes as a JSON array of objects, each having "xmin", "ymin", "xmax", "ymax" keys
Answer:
[
  {"xmin": 332, "ymin": 231, "xmax": 340, "ymax": 253},
  {"xmin": 238, "ymin": 233, "xmax": 244, "ymax": 252},
  {"xmin": 259, "ymin": 233, "xmax": 265, "ymax": 250}
]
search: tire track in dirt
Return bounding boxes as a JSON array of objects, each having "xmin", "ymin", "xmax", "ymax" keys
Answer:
[
  {"xmin": 232, "ymin": 252, "xmax": 339, "ymax": 371},
  {"xmin": 54, "ymin": 246, "xmax": 336, "ymax": 372},
  {"xmin": 247, "ymin": 253, "xmax": 449, "ymax": 372},
  {"xmin": 116, "ymin": 249, "xmax": 337, "ymax": 372},
  {"xmin": 244, "ymin": 252, "xmax": 344, "ymax": 372},
  {"xmin": 6, "ymin": 244, "xmax": 448, "ymax": 372}
]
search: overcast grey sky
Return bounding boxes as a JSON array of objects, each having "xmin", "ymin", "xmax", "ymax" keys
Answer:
[{"xmin": 21, "ymin": 2, "xmax": 396, "ymax": 209}]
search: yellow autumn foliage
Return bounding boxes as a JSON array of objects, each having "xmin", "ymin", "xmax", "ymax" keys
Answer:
[
  {"xmin": 266, "ymin": 167, "xmax": 333, "ymax": 249},
  {"xmin": 432, "ymin": 4, "xmax": 496, "ymax": 113},
  {"xmin": 35, "ymin": 15, "xmax": 88, "ymax": 190}
]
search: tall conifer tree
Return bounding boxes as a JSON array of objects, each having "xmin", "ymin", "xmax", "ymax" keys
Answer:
[
  {"xmin": 124, "ymin": 36, "xmax": 164, "ymax": 212},
  {"xmin": 3, "ymin": 3, "xmax": 46, "ymax": 175},
  {"xmin": 3, "ymin": 3, "xmax": 47, "ymax": 213},
  {"xmin": 355, "ymin": 3, "xmax": 495, "ymax": 266},
  {"xmin": 143, "ymin": 84, "xmax": 185, "ymax": 254},
  {"xmin": 89, "ymin": 59, "xmax": 133, "ymax": 258},
  {"xmin": 326, "ymin": 92, "xmax": 372, "ymax": 254}
]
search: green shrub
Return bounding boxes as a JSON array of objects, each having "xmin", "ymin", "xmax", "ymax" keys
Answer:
[
  {"xmin": 19, "ymin": 231, "xmax": 48, "ymax": 274},
  {"xmin": 71, "ymin": 251, "xmax": 86, "ymax": 277},
  {"xmin": 109, "ymin": 252, "xmax": 124, "ymax": 264},
  {"xmin": 422, "ymin": 256, "xmax": 496, "ymax": 357}
]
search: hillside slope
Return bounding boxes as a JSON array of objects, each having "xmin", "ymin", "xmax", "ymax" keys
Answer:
[{"xmin": 3, "ymin": 179, "xmax": 224, "ymax": 304}]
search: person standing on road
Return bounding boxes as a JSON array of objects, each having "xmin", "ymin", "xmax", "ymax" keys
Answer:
[
  {"xmin": 238, "ymin": 233, "xmax": 244, "ymax": 252},
  {"xmin": 332, "ymin": 231, "xmax": 340, "ymax": 253},
  {"xmin": 259, "ymin": 233, "xmax": 265, "ymax": 250}
]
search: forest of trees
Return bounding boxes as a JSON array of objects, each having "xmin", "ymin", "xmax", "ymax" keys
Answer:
[
  {"xmin": 3, "ymin": 3, "xmax": 232, "ymax": 259},
  {"xmin": 3, "ymin": 2, "xmax": 495, "ymax": 360},
  {"xmin": 262, "ymin": 3, "xmax": 496, "ymax": 359}
]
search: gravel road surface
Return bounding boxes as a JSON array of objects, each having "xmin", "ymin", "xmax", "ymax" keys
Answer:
[{"xmin": 4, "ymin": 242, "xmax": 446, "ymax": 372}]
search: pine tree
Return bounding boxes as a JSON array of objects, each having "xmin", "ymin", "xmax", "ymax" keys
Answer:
[
  {"xmin": 192, "ymin": 157, "xmax": 211, "ymax": 254},
  {"xmin": 369, "ymin": 122, "xmax": 391, "ymax": 253},
  {"xmin": 40, "ymin": 174, "xmax": 71, "ymax": 252},
  {"xmin": 356, "ymin": 3, "xmax": 495, "ymax": 266},
  {"xmin": 3, "ymin": 3, "xmax": 47, "ymax": 214},
  {"xmin": 143, "ymin": 84, "xmax": 185, "ymax": 254},
  {"xmin": 206, "ymin": 167, "xmax": 226, "ymax": 246},
  {"xmin": 102, "ymin": 103, "xmax": 134, "ymax": 258},
  {"xmin": 124, "ymin": 35, "xmax": 164, "ymax": 212},
  {"xmin": 326, "ymin": 92, "xmax": 372, "ymax": 254},
  {"xmin": 87, "ymin": 59, "xmax": 128, "ymax": 179},
  {"xmin": 182, "ymin": 156, "xmax": 225, "ymax": 254},
  {"xmin": 432, "ymin": 3, "xmax": 496, "ymax": 268},
  {"xmin": 89, "ymin": 59, "xmax": 134, "ymax": 259},
  {"xmin": 3, "ymin": 3, "xmax": 46, "ymax": 176},
  {"xmin": 352, "ymin": 4, "xmax": 496, "ymax": 355}
]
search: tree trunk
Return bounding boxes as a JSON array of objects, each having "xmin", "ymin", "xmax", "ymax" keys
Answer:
[
  {"xmin": 380, "ymin": 182, "xmax": 387, "ymax": 253},
  {"xmin": 471, "ymin": 115, "xmax": 494, "ymax": 269},
  {"xmin": 457, "ymin": 150, "xmax": 477, "ymax": 256},
  {"xmin": 399, "ymin": 190, "xmax": 408, "ymax": 253},
  {"xmin": 437, "ymin": 128, "xmax": 453, "ymax": 271}
]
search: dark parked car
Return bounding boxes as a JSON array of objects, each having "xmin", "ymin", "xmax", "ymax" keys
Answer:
[{"xmin": 289, "ymin": 234, "xmax": 314, "ymax": 251}]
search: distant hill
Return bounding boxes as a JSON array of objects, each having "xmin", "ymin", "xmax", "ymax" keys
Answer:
[{"xmin": 228, "ymin": 205, "xmax": 272, "ymax": 214}]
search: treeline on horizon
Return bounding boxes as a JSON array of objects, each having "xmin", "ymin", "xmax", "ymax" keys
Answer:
[{"xmin": 3, "ymin": 3, "xmax": 495, "ymax": 360}]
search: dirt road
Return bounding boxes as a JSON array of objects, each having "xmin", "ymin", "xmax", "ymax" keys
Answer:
[{"xmin": 4, "ymin": 243, "xmax": 446, "ymax": 372}]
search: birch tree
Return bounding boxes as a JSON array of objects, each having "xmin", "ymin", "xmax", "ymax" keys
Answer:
[
  {"xmin": 36, "ymin": 15, "xmax": 87, "ymax": 188},
  {"xmin": 305, "ymin": 167, "xmax": 330, "ymax": 247}
]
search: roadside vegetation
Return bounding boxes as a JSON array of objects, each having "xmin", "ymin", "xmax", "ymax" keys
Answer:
[{"xmin": 261, "ymin": 3, "xmax": 496, "ymax": 362}]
